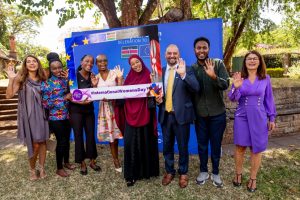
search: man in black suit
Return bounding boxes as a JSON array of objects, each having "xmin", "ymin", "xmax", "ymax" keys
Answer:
[{"xmin": 156, "ymin": 44, "xmax": 199, "ymax": 188}]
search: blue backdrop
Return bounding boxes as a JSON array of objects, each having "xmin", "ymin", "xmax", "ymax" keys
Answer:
[{"xmin": 68, "ymin": 18, "xmax": 223, "ymax": 154}]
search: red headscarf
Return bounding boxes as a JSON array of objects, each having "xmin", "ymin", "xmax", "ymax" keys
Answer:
[{"xmin": 124, "ymin": 55, "xmax": 152, "ymax": 127}]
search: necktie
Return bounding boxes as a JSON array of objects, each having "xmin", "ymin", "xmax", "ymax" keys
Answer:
[{"xmin": 165, "ymin": 67, "xmax": 175, "ymax": 112}]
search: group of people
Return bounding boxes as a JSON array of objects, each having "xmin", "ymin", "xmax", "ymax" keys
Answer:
[{"xmin": 5, "ymin": 36, "xmax": 276, "ymax": 192}]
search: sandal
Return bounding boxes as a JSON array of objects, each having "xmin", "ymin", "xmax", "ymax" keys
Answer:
[
  {"xmin": 80, "ymin": 162, "xmax": 88, "ymax": 175},
  {"xmin": 90, "ymin": 160, "xmax": 101, "ymax": 172},
  {"xmin": 38, "ymin": 164, "xmax": 47, "ymax": 179},
  {"xmin": 64, "ymin": 163, "xmax": 76, "ymax": 170},
  {"xmin": 247, "ymin": 178, "xmax": 257, "ymax": 192},
  {"xmin": 56, "ymin": 169, "xmax": 69, "ymax": 177},
  {"xmin": 232, "ymin": 173, "xmax": 242, "ymax": 187},
  {"xmin": 29, "ymin": 168, "xmax": 38, "ymax": 181}
]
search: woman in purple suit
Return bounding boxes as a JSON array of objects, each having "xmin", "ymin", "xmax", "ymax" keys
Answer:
[{"xmin": 228, "ymin": 50, "xmax": 276, "ymax": 192}]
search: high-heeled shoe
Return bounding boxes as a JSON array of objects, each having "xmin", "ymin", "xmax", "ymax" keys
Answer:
[
  {"xmin": 126, "ymin": 179, "xmax": 135, "ymax": 187},
  {"xmin": 38, "ymin": 164, "xmax": 47, "ymax": 179},
  {"xmin": 113, "ymin": 159, "xmax": 122, "ymax": 173},
  {"xmin": 90, "ymin": 160, "xmax": 101, "ymax": 171},
  {"xmin": 29, "ymin": 168, "xmax": 38, "ymax": 181},
  {"xmin": 247, "ymin": 178, "xmax": 257, "ymax": 192},
  {"xmin": 80, "ymin": 167, "xmax": 88, "ymax": 175},
  {"xmin": 232, "ymin": 173, "xmax": 242, "ymax": 187}
]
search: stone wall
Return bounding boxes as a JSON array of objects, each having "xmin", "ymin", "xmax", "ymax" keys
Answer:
[{"xmin": 223, "ymin": 86, "xmax": 300, "ymax": 144}]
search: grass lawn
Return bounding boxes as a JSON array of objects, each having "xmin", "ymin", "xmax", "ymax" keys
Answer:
[{"xmin": 0, "ymin": 144, "xmax": 299, "ymax": 200}]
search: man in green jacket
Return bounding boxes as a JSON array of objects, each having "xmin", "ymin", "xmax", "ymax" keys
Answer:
[{"xmin": 192, "ymin": 37, "xmax": 229, "ymax": 187}]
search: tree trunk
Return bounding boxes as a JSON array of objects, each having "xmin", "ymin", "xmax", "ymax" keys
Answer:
[
  {"xmin": 139, "ymin": 0, "xmax": 158, "ymax": 25},
  {"xmin": 180, "ymin": 0, "xmax": 192, "ymax": 20},
  {"xmin": 223, "ymin": 1, "xmax": 252, "ymax": 71},
  {"xmin": 91, "ymin": 0, "xmax": 192, "ymax": 28},
  {"xmin": 120, "ymin": 0, "xmax": 139, "ymax": 26},
  {"xmin": 223, "ymin": 16, "xmax": 248, "ymax": 71},
  {"xmin": 92, "ymin": 0, "xmax": 121, "ymax": 28}
]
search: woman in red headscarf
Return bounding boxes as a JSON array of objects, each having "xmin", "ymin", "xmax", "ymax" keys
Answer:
[{"xmin": 123, "ymin": 54, "xmax": 159, "ymax": 187}]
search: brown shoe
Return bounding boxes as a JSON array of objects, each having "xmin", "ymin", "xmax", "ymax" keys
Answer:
[
  {"xmin": 179, "ymin": 175, "xmax": 188, "ymax": 188},
  {"xmin": 162, "ymin": 173, "xmax": 174, "ymax": 186}
]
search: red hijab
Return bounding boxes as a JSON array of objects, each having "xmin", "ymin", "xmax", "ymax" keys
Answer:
[{"xmin": 124, "ymin": 55, "xmax": 152, "ymax": 127}]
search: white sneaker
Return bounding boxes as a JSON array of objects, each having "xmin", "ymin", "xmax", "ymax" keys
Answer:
[
  {"xmin": 196, "ymin": 172, "xmax": 209, "ymax": 185},
  {"xmin": 211, "ymin": 174, "xmax": 223, "ymax": 187}
]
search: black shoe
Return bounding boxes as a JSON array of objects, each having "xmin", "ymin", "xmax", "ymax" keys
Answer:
[
  {"xmin": 126, "ymin": 179, "xmax": 135, "ymax": 187},
  {"xmin": 90, "ymin": 163, "xmax": 101, "ymax": 171},
  {"xmin": 80, "ymin": 167, "xmax": 88, "ymax": 175},
  {"xmin": 232, "ymin": 173, "xmax": 242, "ymax": 187},
  {"xmin": 247, "ymin": 179, "xmax": 257, "ymax": 192}
]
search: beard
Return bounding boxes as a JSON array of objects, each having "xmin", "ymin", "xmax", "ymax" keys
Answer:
[{"xmin": 196, "ymin": 54, "xmax": 208, "ymax": 63}]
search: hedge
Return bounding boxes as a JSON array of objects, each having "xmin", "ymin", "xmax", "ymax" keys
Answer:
[{"xmin": 266, "ymin": 68, "xmax": 284, "ymax": 78}]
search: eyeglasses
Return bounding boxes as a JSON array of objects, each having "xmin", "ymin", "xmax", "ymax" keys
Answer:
[
  {"xmin": 97, "ymin": 59, "xmax": 107, "ymax": 62},
  {"xmin": 246, "ymin": 57, "xmax": 259, "ymax": 61}
]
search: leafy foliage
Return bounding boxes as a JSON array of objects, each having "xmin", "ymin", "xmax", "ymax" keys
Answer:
[
  {"xmin": 3, "ymin": 0, "xmax": 300, "ymax": 70},
  {"xmin": 264, "ymin": 54, "xmax": 283, "ymax": 68},
  {"xmin": 267, "ymin": 67, "xmax": 284, "ymax": 77},
  {"xmin": 287, "ymin": 62, "xmax": 300, "ymax": 79},
  {"xmin": 0, "ymin": 2, "xmax": 42, "ymax": 48}
]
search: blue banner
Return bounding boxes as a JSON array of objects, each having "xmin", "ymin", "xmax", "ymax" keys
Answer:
[{"xmin": 67, "ymin": 18, "xmax": 223, "ymax": 154}]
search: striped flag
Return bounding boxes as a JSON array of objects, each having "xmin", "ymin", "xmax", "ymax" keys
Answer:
[
  {"xmin": 106, "ymin": 32, "xmax": 116, "ymax": 41},
  {"xmin": 121, "ymin": 46, "xmax": 138, "ymax": 58}
]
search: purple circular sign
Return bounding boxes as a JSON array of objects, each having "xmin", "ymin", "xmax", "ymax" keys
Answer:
[{"xmin": 72, "ymin": 89, "xmax": 83, "ymax": 101}]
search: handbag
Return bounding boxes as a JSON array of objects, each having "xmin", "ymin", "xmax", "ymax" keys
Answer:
[{"xmin": 46, "ymin": 133, "xmax": 57, "ymax": 153}]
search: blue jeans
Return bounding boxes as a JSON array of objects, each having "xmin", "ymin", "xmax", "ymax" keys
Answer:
[
  {"xmin": 162, "ymin": 113, "xmax": 190, "ymax": 175},
  {"xmin": 195, "ymin": 112, "xmax": 226, "ymax": 175}
]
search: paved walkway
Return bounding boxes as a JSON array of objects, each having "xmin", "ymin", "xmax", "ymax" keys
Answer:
[
  {"xmin": 222, "ymin": 134, "xmax": 300, "ymax": 155},
  {"xmin": 1, "ymin": 129, "xmax": 299, "ymax": 154}
]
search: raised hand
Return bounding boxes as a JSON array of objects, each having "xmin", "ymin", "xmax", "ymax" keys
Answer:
[
  {"xmin": 204, "ymin": 59, "xmax": 217, "ymax": 80},
  {"xmin": 90, "ymin": 73, "xmax": 99, "ymax": 87},
  {"xmin": 232, "ymin": 72, "xmax": 243, "ymax": 89},
  {"xmin": 176, "ymin": 58, "xmax": 186, "ymax": 78},
  {"xmin": 114, "ymin": 65, "xmax": 124, "ymax": 78},
  {"xmin": 5, "ymin": 65, "xmax": 17, "ymax": 80},
  {"xmin": 60, "ymin": 69, "xmax": 69, "ymax": 79}
]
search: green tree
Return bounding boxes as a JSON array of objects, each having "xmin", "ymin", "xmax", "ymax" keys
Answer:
[
  {"xmin": 0, "ymin": 2, "xmax": 42, "ymax": 49},
  {"xmin": 17, "ymin": 42, "xmax": 50, "ymax": 61},
  {"xmin": 4, "ymin": 0, "xmax": 299, "ymax": 70}
]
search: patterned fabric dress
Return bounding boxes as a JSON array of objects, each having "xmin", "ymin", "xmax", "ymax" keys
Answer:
[
  {"xmin": 96, "ymin": 70, "xmax": 123, "ymax": 142},
  {"xmin": 41, "ymin": 76, "xmax": 69, "ymax": 120}
]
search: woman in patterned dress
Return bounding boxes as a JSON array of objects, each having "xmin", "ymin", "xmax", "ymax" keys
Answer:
[
  {"xmin": 95, "ymin": 54, "xmax": 124, "ymax": 172},
  {"xmin": 41, "ymin": 52, "xmax": 76, "ymax": 177}
]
